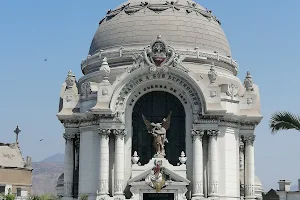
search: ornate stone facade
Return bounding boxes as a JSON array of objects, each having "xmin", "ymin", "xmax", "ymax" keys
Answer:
[{"xmin": 56, "ymin": 1, "xmax": 263, "ymax": 200}]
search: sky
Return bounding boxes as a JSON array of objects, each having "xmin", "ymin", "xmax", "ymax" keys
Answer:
[{"xmin": 1, "ymin": 0, "xmax": 300, "ymax": 192}]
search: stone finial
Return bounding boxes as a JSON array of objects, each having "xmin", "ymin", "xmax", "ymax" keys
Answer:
[
  {"xmin": 65, "ymin": 70, "xmax": 76, "ymax": 89},
  {"xmin": 14, "ymin": 126, "xmax": 21, "ymax": 143},
  {"xmin": 244, "ymin": 71, "xmax": 254, "ymax": 91},
  {"xmin": 179, "ymin": 151, "xmax": 187, "ymax": 165},
  {"xmin": 99, "ymin": 57, "xmax": 110, "ymax": 82},
  {"xmin": 131, "ymin": 151, "xmax": 140, "ymax": 164},
  {"xmin": 208, "ymin": 65, "xmax": 217, "ymax": 84}
]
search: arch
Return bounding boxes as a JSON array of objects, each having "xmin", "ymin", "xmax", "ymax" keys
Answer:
[
  {"xmin": 132, "ymin": 91, "xmax": 186, "ymax": 165},
  {"xmin": 110, "ymin": 67, "xmax": 207, "ymax": 116}
]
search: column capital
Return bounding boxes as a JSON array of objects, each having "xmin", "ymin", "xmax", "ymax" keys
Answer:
[
  {"xmin": 207, "ymin": 129, "xmax": 220, "ymax": 138},
  {"xmin": 239, "ymin": 137, "xmax": 245, "ymax": 151},
  {"xmin": 98, "ymin": 128, "xmax": 111, "ymax": 139},
  {"xmin": 114, "ymin": 129, "xmax": 127, "ymax": 140},
  {"xmin": 63, "ymin": 132, "xmax": 78, "ymax": 140},
  {"xmin": 191, "ymin": 129, "xmax": 204, "ymax": 141},
  {"xmin": 243, "ymin": 135, "xmax": 256, "ymax": 145}
]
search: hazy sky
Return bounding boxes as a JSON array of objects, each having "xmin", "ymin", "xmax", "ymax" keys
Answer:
[{"xmin": 1, "ymin": 0, "xmax": 300, "ymax": 192}]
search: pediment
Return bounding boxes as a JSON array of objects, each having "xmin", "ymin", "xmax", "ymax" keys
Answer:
[{"xmin": 128, "ymin": 166, "xmax": 190, "ymax": 185}]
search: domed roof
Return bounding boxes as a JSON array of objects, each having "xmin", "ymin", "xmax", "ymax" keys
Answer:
[{"xmin": 89, "ymin": 0, "xmax": 231, "ymax": 57}]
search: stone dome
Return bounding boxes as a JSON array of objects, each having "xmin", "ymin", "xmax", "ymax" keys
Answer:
[{"xmin": 89, "ymin": 0, "xmax": 231, "ymax": 57}]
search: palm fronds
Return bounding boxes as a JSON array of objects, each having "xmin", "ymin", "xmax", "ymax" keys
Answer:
[{"xmin": 270, "ymin": 111, "xmax": 300, "ymax": 134}]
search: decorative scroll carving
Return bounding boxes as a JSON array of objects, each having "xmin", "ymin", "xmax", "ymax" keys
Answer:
[
  {"xmin": 127, "ymin": 36, "xmax": 188, "ymax": 74},
  {"xmin": 244, "ymin": 71, "xmax": 254, "ymax": 92},
  {"xmin": 63, "ymin": 120, "xmax": 79, "ymax": 128},
  {"xmin": 114, "ymin": 129, "xmax": 127, "ymax": 140},
  {"xmin": 191, "ymin": 129, "xmax": 204, "ymax": 141},
  {"xmin": 128, "ymin": 53, "xmax": 144, "ymax": 73}
]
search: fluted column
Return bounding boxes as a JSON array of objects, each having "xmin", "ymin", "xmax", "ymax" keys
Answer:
[
  {"xmin": 244, "ymin": 135, "xmax": 256, "ymax": 199},
  {"xmin": 63, "ymin": 133, "xmax": 74, "ymax": 197},
  {"xmin": 98, "ymin": 129, "xmax": 110, "ymax": 196},
  {"xmin": 208, "ymin": 130, "xmax": 219, "ymax": 197},
  {"xmin": 191, "ymin": 129, "xmax": 204, "ymax": 198},
  {"xmin": 114, "ymin": 129, "xmax": 126, "ymax": 197}
]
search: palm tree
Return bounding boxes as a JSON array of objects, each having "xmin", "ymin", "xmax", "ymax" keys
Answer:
[{"xmin": 269, "ymin": 111, "xmax": 300, "ymax": 134}]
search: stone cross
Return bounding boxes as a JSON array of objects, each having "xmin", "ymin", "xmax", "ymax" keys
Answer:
[{"xmin": 14, "ymin": 126, "xmax": 21, "ymax": 143}]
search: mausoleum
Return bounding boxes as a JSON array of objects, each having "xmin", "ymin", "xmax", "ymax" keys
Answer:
[{"xmin": 57, "ymin": 0, "xmax": 263, "ymax": 200}]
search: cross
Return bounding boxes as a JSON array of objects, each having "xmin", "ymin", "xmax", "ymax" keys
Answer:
[{"xmin": 14, "ymin": 126, "xmax": 21, "ymax": 143}]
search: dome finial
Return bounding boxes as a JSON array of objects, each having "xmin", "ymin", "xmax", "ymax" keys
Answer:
[
  {"xmin": 157, "ymin": 35, "xmax": 162, "ymax": 40},
  {"xmin": 99, "ymin": 57, "xmax": 110, "ymax": 82}
]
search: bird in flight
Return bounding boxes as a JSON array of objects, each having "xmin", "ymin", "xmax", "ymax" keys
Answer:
[
  {"xmin": 44, "ymin": 58, "xmax": 47, "ymax": 62},
  {"xmin": 40, "ymin": 139, "xmax": 43, "ymax": 141}
]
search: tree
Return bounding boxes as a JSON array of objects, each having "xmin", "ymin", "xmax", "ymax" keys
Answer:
[{"xmin": 269, "ymin": 111, "xmax": 300, "ymax": 133}]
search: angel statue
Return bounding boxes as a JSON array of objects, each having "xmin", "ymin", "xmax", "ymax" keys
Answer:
[{"xmin": 142, "ymin": 111, "xmax": 172, "ymax": 157}]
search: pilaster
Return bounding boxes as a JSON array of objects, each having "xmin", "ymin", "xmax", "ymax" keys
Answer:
[
  {"xmin": 97, "ymin": 128, "xmax": 110, "ymax": 199},
  {"xmin": 243, "ymin": 135, "xmax": 256, "ymax": 199},
  {"xmin": 207, "ymin": 130, "xmax": 219, "ymax": 198},
  {"xmin": 191, "ymin": 129, "xmax": 204, "ymax": 199},
  {"xmin": 113, "ymin": 129, "xmax": 127, "ymax": 199},
  {"xmin": 63, "ymin": 130, "xmax": 78, "ymax": 197}
]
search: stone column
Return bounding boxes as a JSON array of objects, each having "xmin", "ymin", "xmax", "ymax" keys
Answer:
[
  {"xmin": 63, "ymin": 133, "xmax": 75, "ymax": 197},
  {"xmin": 244, "ymin": 135, "xmax": 256, "ymax": 199},
  {"xmin": 239, "ymin": 137, "xmax": 245, "ymax": 199},
  {"xmin": 191, "ymin": 129, "xmax": 204, "ymax": 199},
  {"xmin": 98, "ymin": 129, "xmax": 110, "ymax": 196},
  {"xmin": 208, "ymin": 130, "xmax": 219, "ymax": 197},
  {"xmin": 114, "ymin": 129, "xmax": 126, "ymax": 197}
]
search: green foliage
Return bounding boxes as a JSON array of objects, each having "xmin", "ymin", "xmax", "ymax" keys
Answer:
[
  {"xmin": 79, "ymin": 193, "xmax": 89, "ymax": 200},
  {"xmin": 270, "ymin": 111, "xmax": 300, "ymax": 133},
  {"xmin": 27, "ymin": 194, "xmax": 60, "ymax": 200},
  {"xmin": 5, "ymin": 194, "xmax": 15, "ymax": 200}
]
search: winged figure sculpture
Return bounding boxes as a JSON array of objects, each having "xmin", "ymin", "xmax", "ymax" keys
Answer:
[{"xmin": 142, "ymin": 111, "xmax": 172, "ymax": 157}]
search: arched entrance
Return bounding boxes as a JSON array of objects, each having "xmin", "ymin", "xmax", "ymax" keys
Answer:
[{"xmin": 132, "ymin": 91, "xmax": 186, "ymax": 165}]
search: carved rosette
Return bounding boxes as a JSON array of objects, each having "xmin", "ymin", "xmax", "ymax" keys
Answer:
[
  {"xmin": 191, "ymin": 129, "xmax": 204, "ymax": 142},
  {"xmin": 207, "ymin": 130, "xmax": 220, "ymax": 139},
  {"xmin": 243, "ymin": 135, "xmax": 256, "ymax": 146},
  {"xmin": 98, "ymin": 129, "xmax": 111, "ymax": 140},
  {"xmin": 114, "ymin": 129, "xmax": 127, "ymax": 140},
  {"xmin": 193, "ymin": 181, "xmax": 203, "ymax": 195}
]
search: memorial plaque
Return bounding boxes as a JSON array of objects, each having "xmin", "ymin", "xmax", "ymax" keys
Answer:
[{"xmin": 143, "ymin": 193, "xmax": 174, "ymax": 200}]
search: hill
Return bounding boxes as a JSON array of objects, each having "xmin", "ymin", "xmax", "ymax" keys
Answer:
[{"xmin": 31, "ymin": 154, "xmax": 64, "ymax": 195}]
